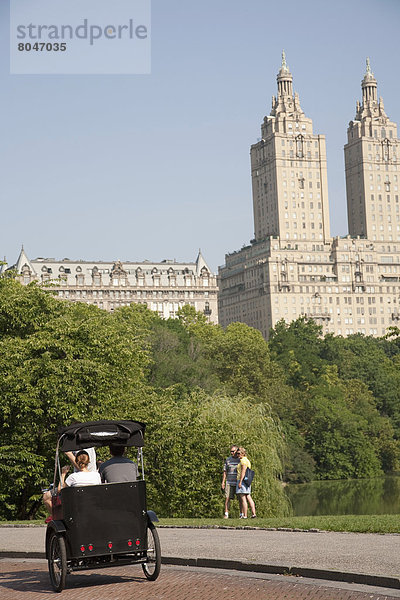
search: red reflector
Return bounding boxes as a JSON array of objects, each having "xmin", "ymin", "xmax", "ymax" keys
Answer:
[
  {"xmin": 80, "ymin": 546, "xmax": 85, "ymax": 552},
  {"xmin": 108, "ymin": 542, "xmax": 113, "ymax": 549},
  {"xmin": 88, "ymin": 545, "xmax": 93, "ymax": 551},
  {"xmin": 127, "ymin": 540, "xmax": 133, "ymax": 547},
  {"xmin": 135, "ymin": 539, "xmax": 140, "ymax": 547}
]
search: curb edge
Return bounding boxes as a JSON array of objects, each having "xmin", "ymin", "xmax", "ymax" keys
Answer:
[{"xmin": 1, "ymin": 551, "xmax": 399, "ymax": 590}]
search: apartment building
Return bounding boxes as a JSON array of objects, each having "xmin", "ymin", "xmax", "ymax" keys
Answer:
[{"xmin": 219, "ymin": 54, "xmax": 400, "ymax": 338}]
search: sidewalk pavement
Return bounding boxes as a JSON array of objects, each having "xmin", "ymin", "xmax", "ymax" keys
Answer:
[{"xmin": 0, "ymin": 525, "xmax": 399, "ymax": 590}]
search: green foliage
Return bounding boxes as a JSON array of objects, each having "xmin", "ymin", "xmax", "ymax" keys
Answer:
[
  {"xmin": 2, "ymin": 280, "xmax": 400, "ymax": 521},
  {"xmin": 269, "ymin": 318, "xmax": 325, "ymax": 389},
  {"xmin": 148, "ymin": 317, "xmax": 220, "ymax": 392},
  {"xmin": 138, "ymin": 390, "xmax": 290, "ymax": 518},
  {"xmin": 206, "ymin": 322, "xmax": 272, "ymax": 396},
  {"xmin": 322, "ymin": 334, "xmax": 400, "ymax": 426},
  {"xmin": 0, "ymin": 279, "xmax": 150, "ymax": 519},
  {"xmin": 282, "ymin": 426, "xmax": 316, "ymax": 483},
  {"xmin": 304, "ymin": 382, "xmax": 382, "ymax": 480},
  {"xmin": 343, "ymin": 380, "xmax": 400, "ymax": 472},
  {"xmin": 269, "ymin": 317, "xmax": 400, "ymax": 480},
  {"xmin": 0, "ymin": 282, "xmax": 289, "ymax": 520}
]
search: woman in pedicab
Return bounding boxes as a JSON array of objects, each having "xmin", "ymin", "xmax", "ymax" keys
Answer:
[{"xmin": 45, "ymin": 419, "xmax": 161, "ymax": 592}]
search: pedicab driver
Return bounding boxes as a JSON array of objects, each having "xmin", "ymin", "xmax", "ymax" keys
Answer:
[{"xmin": 99, "ymin": 444, "xmax": 139, "ymax": 483}]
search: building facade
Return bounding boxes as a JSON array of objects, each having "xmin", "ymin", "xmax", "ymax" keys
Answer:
[
  {"xmin": 345, "ymin": 58, "xmax": 399, "ymax": 240},
  {"xmin": 7, "ymin": 249, "xmax": 218, "ymax": 323},
  {"xmin": 252, "ymin": 51, "xmax": 330, "ymax": 244},
  {"xmin": 218, "ymin": 54, "xmax": 400, "ymax": 339}
]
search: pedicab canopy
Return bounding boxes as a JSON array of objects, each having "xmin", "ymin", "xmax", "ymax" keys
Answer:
[{"xmin": 57, "ymin": 420, "xmax": 146, "ymax": 452}]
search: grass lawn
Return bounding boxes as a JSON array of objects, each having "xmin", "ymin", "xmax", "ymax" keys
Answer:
[
  {"xmin": 1, "ymin": 515, "xmax": 399, "ymax": 533},
  {"xmin": 157, "ymin": 514, "xmax": 400, "ymax": 533}
]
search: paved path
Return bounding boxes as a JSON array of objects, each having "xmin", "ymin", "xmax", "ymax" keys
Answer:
[
  {"xmin": 1, "ymin": 561, "xmax": 400, "ymax": 600},
  {"xmin": 0, "ymin": 525, "xmax": 399, "ymax": 581},
  {"xmin": 159, "ymin": 527, "xmax": 400, "ymax": 579}
]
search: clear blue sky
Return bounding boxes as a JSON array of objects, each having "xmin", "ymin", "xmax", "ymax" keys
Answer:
[{"xmin": 1, "ymin": 0, "xmax": 400, "ymax": 272}]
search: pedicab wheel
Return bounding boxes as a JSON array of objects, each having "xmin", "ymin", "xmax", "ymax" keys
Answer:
[
  {"xmin": 48, "ymin": 532, "xmax": 67, "ymax": 592},
  {"xmin": 142, "ymin": 521, "xmax": 161, "ymax": 581}
]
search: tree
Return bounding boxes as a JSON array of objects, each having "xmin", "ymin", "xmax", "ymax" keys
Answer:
[
  {"xmin": 138, "ymin": 389, "xmax": 290, "ymax": 518},
  {"xmin": 323, "ymin": 334, "xmax": 400, "ymax": 433},
  {"xmin": 344, "ymin": 379, "xmax": 400, "ymax": 472},
  {"xmin": 269, "ymin": 318, "xmax": 326, "ymax": 389},
  {"xmin": 206, "ymin": 322, "xmax": 272, "ymax": 396},
  {"xmin": 0, "ymin": 279, "xmax": 150, "ymax": 519},
  {"xmin": 147, "ymin": 316, "xmax": 220, "ymax": 392},
  {"xmin": 269, "ymin": 321, "xmax": 400, "ymax": 478},
  {"xmin": 303, "ymin": 369, "xmax": 383, "ymax": 479}
]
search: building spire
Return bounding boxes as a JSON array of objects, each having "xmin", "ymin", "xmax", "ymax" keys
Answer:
[
  {"xmin": 277, "ymin": 51, "xmax": 293, "ymax": 98},
  {"xmin": 269, "ymin": 51, "xmax": 305, "ymax": 118},
  {"xmin": 281, "ymin": 49, "xmax": 288, "ymax": 72},
  {"xmin": 360, "ymin": 57, "xmax": 378, "ymax": 115}
]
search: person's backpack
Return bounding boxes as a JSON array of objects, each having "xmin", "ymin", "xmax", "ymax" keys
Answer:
[{"xmin": 243, "ymin": 467, "xmax": 255, "ymax": 485}]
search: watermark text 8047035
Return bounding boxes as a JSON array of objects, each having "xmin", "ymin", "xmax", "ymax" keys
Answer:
[{"xmin": 18, "ymin": 42, "xmax": 67, "ymax": 52}]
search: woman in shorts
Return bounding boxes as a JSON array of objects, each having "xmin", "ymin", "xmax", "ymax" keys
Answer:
[{"xmin": 236, "ymin": 447, "xmax": 256, "ymax": 519}]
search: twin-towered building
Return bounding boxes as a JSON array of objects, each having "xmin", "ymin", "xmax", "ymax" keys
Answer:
[
  {"xmin": 218, "ymin": 54, "xmax": 400, "ymax": 338},
  {"xmin": 6, "ymin": 54, "xmax": 400, "ymax": 338}
]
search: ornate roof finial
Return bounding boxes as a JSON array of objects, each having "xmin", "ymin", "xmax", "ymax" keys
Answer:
[
  {"xmin": 365, "ymin": 57, "xmax": 373, "ymax": 76},
  {"xmin": 281, "ymin": 49, "xmax": 288, "ymax": 71}
]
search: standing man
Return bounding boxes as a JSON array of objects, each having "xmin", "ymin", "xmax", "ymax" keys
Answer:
[{"xmin": 221, "ymin": 445, "xmax": 239, "ymax": 519}]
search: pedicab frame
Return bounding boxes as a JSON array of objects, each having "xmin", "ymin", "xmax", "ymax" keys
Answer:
[{"xmin": 45, "ymin": 419, "xmax": 161, "ymax": 592}]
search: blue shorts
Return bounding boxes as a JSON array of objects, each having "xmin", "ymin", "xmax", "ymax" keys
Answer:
[{"xmin": 236, "ymin": 481, "xmax": 251, "ymax": 495}]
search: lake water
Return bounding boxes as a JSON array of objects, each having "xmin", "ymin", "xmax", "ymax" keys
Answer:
[{"xmin": 285, "ymin": 474, "xmax": 400, "ymax": 516}]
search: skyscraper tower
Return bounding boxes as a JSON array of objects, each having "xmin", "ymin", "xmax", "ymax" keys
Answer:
[
  {"xmin": 219, "ymin": 55, "xmax": 400, "ymax": 340},
  {"xmin": 345, "ymin": 59, "xmax": 399, "ymax": 241},
  {"xmin": 251, "ymin": 51, "xmax": 331, "ymax": 244}
]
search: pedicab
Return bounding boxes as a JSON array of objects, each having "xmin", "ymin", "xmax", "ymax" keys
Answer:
[{"xmin": 45, "ymin": 419, "xmax": 161, "ymax": 592}]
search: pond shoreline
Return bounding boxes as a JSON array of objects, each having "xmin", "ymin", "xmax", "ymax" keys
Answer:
[{"xmin": 285, "ymin": 473, "xmax": 400, "ymax": 516}]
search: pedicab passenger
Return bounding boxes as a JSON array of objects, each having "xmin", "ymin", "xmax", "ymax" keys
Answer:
[
  {"xmin": 65, "ymin": 447, "xmax": 97, "ymax": 473},
  {"xmin": 61, "ymin": 450, "xmax": 101, "ymax": 487},
  {"xmin": 42, "ymin": 447, "xmax": 98, "ymax": 514},
  {"xmin": 99, "ymin": 445, "xmax": 139, "ymax": 483}
]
